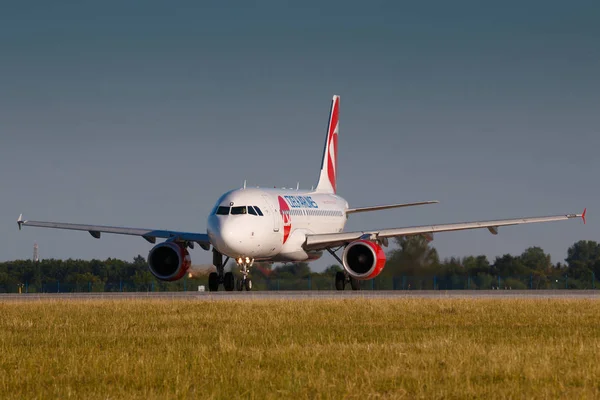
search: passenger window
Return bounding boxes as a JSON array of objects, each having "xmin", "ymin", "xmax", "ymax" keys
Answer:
[
  {"xmin": 254, "ymin": 206, "xmax": 264, "ymax": 216},
  {"xmin": 248, "ymin": 206, "xmax": 258, "ymax": 216},
  {"xmin": 216, "ymin": 206, "xmax": 230, "ymax": 215},
  {"xmin": 231, "ymin": 206, "xmax": 247, "ymax": 215}
]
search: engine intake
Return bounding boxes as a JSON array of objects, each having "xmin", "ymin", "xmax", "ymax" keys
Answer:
[
  {"xmin": 342, "ymin": 240, "xmax": 386, "ymax": 280},
  {"xmin": 148, "ymin": 241, "xmax": 191, "ymax": 281}
]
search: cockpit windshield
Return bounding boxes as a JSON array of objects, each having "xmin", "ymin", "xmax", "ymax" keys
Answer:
[
  {"xmin": 231, "ymin": 206, "xmax": 247, "ymax": 215},
  {"xmin": 216, "ymin": 206, "xmax": 230, "ymax": 215},
  {"xmin": 213, "ymin": 205, "xmax": 264, "ymax": 216}
]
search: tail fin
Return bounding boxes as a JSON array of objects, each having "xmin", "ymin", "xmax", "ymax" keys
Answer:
[{"xmin": 315, "ymin": 95, "xmax": 340, "ymax": 194}]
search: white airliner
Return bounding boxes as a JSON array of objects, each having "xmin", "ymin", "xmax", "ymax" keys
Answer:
[{"xmin": 17, "ymin": 95, "xmax": 586, "ymax": 291}]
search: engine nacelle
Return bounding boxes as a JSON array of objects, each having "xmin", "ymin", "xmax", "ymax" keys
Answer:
[
  {"xmin": 342, "ymin": 240, "xmax": 386, "ymax": 280},
  {"xmin": 147, "ymin": 241, "xmax": 191, "ymax": 281}
]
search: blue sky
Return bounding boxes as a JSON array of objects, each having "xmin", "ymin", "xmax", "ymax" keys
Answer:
[{"xmin": 1, "ymin": 1, "xmax": 598, "ymax": 270}]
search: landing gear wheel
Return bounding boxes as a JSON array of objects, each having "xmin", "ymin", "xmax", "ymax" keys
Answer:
[
  {"xmin": 350, "ymin": 277, "xmax": 361, "ymax": 291},
  {"xmin": 233, "ymin": 256, "xmax": 255, "ymax": 292},
  {"xmin": 208, "ymin": 272, "xmax": 219, "ymax": 292},
  {"xmin": 223, "ymin": 272, "xmax": 235, "ymax": 291},
  {"xmin": 335, "ymin": 271, "xmax": 346, "ymax": 291}
]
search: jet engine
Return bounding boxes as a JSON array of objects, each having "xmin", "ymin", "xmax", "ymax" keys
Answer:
[
  {"xmin": 147, "ymin": 241, "xmax": 191, "ymax": 281},
  {"xmin": 342, "ymin": 240, "xmax": 386, "ymax": 280}
]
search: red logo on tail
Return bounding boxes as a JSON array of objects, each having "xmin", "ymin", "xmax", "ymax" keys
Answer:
[{"xmin": 327, "ymin": 97, "xmax": 339, "ymax": 193}]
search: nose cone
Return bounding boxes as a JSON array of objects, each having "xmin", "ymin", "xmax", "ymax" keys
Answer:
[{"xmin": 207, "ymin": 215, "xmax": 256, "ymax": 257}]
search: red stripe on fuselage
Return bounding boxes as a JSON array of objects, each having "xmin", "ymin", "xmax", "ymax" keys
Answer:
[{"xmin": 278, "ymin": 196, "xmax": 292, "ymax": 244}]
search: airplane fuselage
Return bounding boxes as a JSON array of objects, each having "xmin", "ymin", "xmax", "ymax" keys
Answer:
[{"xmin": 207, "ymin": 188, "xmax": 349, "ymax": 262}]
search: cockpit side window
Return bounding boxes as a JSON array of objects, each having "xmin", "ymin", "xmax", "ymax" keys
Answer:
[
  {"xmin": 248, "ymin": 206, "xmax": 258, "ymax": 216},
  {"xmin": 231, "ymin": 206, "xmax": 247, "ymax": 215},
  {"xmin": 254, "ymin": 206, "xmax": 264, "ymax": 216},
  {"xmin": 216, "ymin": 206, "xmax": 230, "ymax": 215}
]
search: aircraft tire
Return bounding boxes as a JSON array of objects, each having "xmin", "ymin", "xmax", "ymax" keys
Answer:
[
  {"xmin": 350, "ymin": 277, "xmax": 361, "ymax": 291},
  {"xmin": 335, "ymin": 271, "xmax": 346, "ymax": 291},
  {"xmin": 223, "ymin": 272, "xmax": 235, "ymax": 291},
  {"xmin": 208, "ymin": 272, "xmax": 219, "ymax": 292}
]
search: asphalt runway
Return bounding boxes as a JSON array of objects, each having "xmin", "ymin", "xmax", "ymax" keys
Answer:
[{"xmin": 0, "ymin": 290, "xmax": 599, "ymax": 301}]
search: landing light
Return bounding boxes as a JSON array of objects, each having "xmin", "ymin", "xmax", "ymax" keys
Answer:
[{"xmin": 245, "ymin": 257, "xmax": 250, "ymax": 264}]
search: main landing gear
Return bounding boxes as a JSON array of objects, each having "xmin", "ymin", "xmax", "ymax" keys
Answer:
[
  {"xmin": 208, "ymin": 250, "xmax": 233, "ymax": 292},
  {"xmin": 208, "ymin": 250, "xmax": 253, "ymax": 292},
  {"xmin": 327, "ymin": 248, "xmax": 360, "ymax": 291},
  {"xmin": 335, "ymin": 271, "xmax": 361, "ymax": 291},
  {"xmin": 236, "ymin": 256, "xmax": 254, "ymax": 291}
]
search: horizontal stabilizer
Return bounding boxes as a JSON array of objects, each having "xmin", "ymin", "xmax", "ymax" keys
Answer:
[{"xmin": 346, "ymin": 200, "xmax": 439, "ymax": 215}]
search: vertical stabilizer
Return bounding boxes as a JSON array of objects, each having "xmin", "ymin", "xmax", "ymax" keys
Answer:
[{"xmin": 315, "ymin": 95, "xmax": 340, "ymax": 194}]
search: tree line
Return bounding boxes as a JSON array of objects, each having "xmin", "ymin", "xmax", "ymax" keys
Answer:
[{"xmin": 0, "ymin": 239, "xmax": 598, "ymax": 292}]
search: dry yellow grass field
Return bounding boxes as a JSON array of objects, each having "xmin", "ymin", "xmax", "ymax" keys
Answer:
[{"xmin": 1, "ymin": 298, "xmax": 599, "ymax": 399}]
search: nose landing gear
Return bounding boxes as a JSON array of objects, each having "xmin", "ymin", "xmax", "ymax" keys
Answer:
[
  {"xmin": 236, "ymin": 256, "xmax": 254, "ymax": 291},
  {"xmin": 208, "ymin": 250, "xmax": 254, "ymax": 292}
]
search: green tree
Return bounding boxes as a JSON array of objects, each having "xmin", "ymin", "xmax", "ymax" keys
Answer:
[
  {"xmin": 272, "ymin": 262, "xmax": 311, "ymax": 278},
  {"xmin": 565, "ymin": 240, "xmax": 600, "ymax": 281},
  {"xmin": 322, "ymin": 264, "xmax": 343, "ymax": 275},
  {"xmin": 462, "ymin": 255, "xmax": 490, "ymax": 274},
  {"xmin": 520, "ymin": 247, "xmax": 552, "ymax": 272},
  {"xmin": 385, "ymin": 235, "xmax": 440, "ymax": 276},
  {"xmin": 493, "ymin": 254, "xmax": 529, "ymax": 277}
]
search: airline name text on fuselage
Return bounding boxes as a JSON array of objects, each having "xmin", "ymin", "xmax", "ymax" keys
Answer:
[{"xmin": 284, "ymin": 195, "xmax": 319, "ymax": 209}]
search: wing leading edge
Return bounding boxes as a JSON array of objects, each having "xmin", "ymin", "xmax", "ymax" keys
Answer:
[
  {"xmin": 17, "ymin": 215, "xmax": 211, "ymax": 250},
  {"xmin": 345, "ymin": 200, "xmax": 439, "ymax": 214},
  {"xmin": 304, "ymin": 209, "xmax": 587, "ymax": 251}
]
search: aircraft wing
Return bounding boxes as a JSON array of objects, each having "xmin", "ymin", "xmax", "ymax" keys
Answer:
[
  {"xmin": 346, "ymin": 200, "xmax": 439, "ymax": 214},
  {"xmin": 17, "ymin": 215, "xmax": 211, "ymax": 250},
  {"xmin": 304, "ymin": 209, "xmax": 586, "ymax": 251}
]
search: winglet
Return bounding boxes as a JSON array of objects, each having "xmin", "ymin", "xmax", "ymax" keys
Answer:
[
  {"xmin": 17, "ymin": 214, "xmax": 24, "ymax": 230},
  {"xmin": 582, "ymin": 208, "xmax": 587, "ymax": 224}
]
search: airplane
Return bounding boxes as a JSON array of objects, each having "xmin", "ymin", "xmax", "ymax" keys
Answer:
[{"xmin": 17, "ymin": 95, "xmax": 586, "ymax": 291}]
